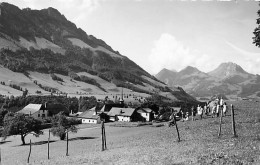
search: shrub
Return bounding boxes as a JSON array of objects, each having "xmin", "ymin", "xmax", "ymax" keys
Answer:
[{"xmin": 50, "ymin": 112, "xmax": 78, "ymax": 140}]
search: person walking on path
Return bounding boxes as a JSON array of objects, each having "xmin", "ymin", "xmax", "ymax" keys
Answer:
[
  {"xmin": 191, "ymin": 106, "xmax": 195, "ymax": 121},
  {"xmin": 203, "ymin": 104, "xmax": 207, "ymax": 116},
  {"xmin": 216, "ymin": 104, "xmax": 220, "ymax": 117},
  {"xmin": 223, "ymin": 102, "xmax": 227, "ymax": 116},
  {"xmin": 197, "ymin": 105, "xmax": 203, "ymax": 120}
]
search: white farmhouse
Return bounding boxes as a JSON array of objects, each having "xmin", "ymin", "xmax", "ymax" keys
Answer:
[
  {"xmin": 78, "ymin": 109, "xmax": 101, "ymax": 124},
  {"xmin": 107, "ymin": 107, "xmax": 136, "ymax": 122}
]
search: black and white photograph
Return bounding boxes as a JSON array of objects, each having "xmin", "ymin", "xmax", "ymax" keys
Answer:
[{"xmin": 0, "ymin": 0, "xmax": 260, "ymax": 164}]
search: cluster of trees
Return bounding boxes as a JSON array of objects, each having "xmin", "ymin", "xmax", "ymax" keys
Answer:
[
  {"xmin": 1, "ymin": 111, "xmax": 79, "ymax": 145},
  {"xmin": 0, "ymin": 95, "xmax": 100, "ymax": 114},
  {"xmin": 51, "ymin": 73, "xmax": 64, "ymax": 82},
  {"xmin": 9, "ymin": 84, "xmax": 23, "ymax": 91},
  {"xmin": 0, "ymin": 42, "xmax": 160, "ymax": 95},
  {"xmin": 68, "ymin": 71, "xmax": 105, "ymax": 90},
  {"xmin": 33, "ymin": 80, "xmax": 58, "ymax": 93},
  {"xmin": 0, "ymin": 81, "xmax": 6, "ymax": 85}
]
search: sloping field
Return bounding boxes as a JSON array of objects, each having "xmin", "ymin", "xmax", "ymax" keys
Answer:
[
  {"xmin": 19, "ymin": 37, "xmax": 66, "ymax": 55},
  {"xmin": 77, "ymin": 72, "xmax": 117, "ymax": 90},
  {"xmin": 0, "ymin": 37, "xmax": 20, "ymax": 51},
  {"xmin": 28, "ymin": 72, "xmax": 104, "ymax": 95},
  {"xmin": 0, "ymin": 65, "xmax": 44, "ymax": 96},
  {"xmin": 0, "ymin": 66, "xmax": 143, "ymax": 97},
  {"xmin": 1, "ymin": 100, "xmax": 260, "ymax": 164},
  {"xmin": 68, "ymin": 38, "xmax": 122, "ymax": 58}
]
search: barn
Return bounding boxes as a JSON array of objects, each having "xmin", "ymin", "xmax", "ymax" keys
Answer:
[
  {"xmin": 18, "ymin": 104, "xmax": 47, "ymax": 118},
  {"xmin": 17, "ymin": 103, "xmax": 69, "ymax": 118}
]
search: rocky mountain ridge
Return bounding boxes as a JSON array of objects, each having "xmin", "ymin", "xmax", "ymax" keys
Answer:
[{"xmin": 155, "ymin": 62, "xmax": 260, "ymax": 99}]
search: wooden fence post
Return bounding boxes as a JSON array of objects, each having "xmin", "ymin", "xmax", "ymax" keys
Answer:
[
  {"xmin": 27, "ymin": 139, "xmax": 32, "ymax": 164},
  {"xmin": 218, "ymin": 108, "xmax": 223, "ymax": 137},
  {"xmin": 0, "ymin": 147, "xmax": 2, "ymax": 165},
  {"xmin": 48, "ymin": 129, "xmax": 50, "ymax": 159},
  {"xmin": 191, "ymin": 110, "xmax": 194, "ymax": 121},
  {"xmin": 173, "ymin": 115, "xmax": 181, "ymax": 142},
  {"xmin": 66, "ymin": 131, "xmax": 69, "ymax": 156},
  {"xmin": 101, "ymin": 121, "xmax": 104, "ymax": 151},
  {"xmin": 103, "ymin": 122, "xmax": 107, "ymax": 150},
  {"xmin": 231, "ymin": 104, "xmax": 238, "ymax": 137}
]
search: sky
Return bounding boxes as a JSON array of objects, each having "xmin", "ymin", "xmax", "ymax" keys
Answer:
[{"xmin": 1, "ymin": 0, "xmax": 260, "ymax": 75}]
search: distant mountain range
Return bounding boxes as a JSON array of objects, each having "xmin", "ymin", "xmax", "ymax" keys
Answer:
[
  {"xmin": 0, "ymin": 2, "xmax": 197, "ymax": 103},
  {"xmin": 155, "ymin": 62, "xmax": 260, "ymax": 99}
]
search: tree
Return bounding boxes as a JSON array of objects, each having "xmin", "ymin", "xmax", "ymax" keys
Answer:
[
  {"xmin": 50, "ymin": 112, "xmax": 78, "ymax": 140},
  {"xmin": 2, "ymin": 113, "xmax": 43, "ymax": 145},
  {"xmin": 253, "ymin": 3, "xmax": 260, "ymax": 47},
  {"xmin": 0, "ymin": 109, "xmax": 8, "ymax": 126}
]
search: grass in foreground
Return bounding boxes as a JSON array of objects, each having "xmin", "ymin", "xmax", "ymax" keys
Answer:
[{"xmin": 1, "ymin": 100, "xmax": 260, "ymax": 164}]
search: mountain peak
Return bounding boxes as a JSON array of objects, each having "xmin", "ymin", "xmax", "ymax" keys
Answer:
[
  {"xmin": 40, "ymin": 7, "xmax": 67, "ymax": 21},
  {"xmin": 208, "ymin": 62, "xmax": 249, "ymax": 78},
  {"xmin": 179, "ymin": 66, "xmax": 200, "ymax": 75},
  {"xmin": 156, "ymin": 68, "xmax": 177, "ymax": 77}
]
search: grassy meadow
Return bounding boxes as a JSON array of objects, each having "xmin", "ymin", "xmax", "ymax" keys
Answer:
[{"xmin": 1, "ymin": 100, "xmax": 260, "ymax": 165}]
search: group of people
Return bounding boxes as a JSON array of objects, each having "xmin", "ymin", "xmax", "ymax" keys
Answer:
[
  {"xmin": 168, "ymin": 97, "xmax": 229, "ymax": 126},
  {"xmin": 181, "ymin": 97, "xmax": 228, "ymax": 122}
]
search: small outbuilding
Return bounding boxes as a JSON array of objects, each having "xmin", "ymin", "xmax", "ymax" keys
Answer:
[{"xmin": 136, "ymin": 108, "xmax": 154, "ymax": 122}]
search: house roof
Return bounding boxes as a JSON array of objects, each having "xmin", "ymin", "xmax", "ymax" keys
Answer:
[
  {"xmin": 108, "ymin": 108, "xmax": 135, "ymax": 117},
  {"xmin": 89, "ymin": 106, "xmax": 96, "ymax": 111},
  {"xmin": 78, "ymin": 110, "xmax": 99, "ymax": 119},
  {"xmin": 18, "ymin": 104, "xmax": 43, "ymax": 115},
  {"xmin": 100, "ymin": 104, "xmax": 124, "ymax": 112},
  {"xmin": 137, "ymin": 108, "xmax": 153, "ymax": 113}
]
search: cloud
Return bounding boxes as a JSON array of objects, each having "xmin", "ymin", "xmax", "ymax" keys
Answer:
[
  {"xmin": 147, "ymin": 33, "xmax": 260, "ymax": 75},
  {"xmin": 226, "ymin": 41, "xmax": 260, "ymax": 74},
  {"xmin": 147, "ymin": 33, "xmax": 212, "ymax": 74}
]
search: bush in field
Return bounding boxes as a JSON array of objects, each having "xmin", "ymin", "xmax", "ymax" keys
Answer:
[
  {"xmin": 50, "ymin": 112, "xmax": 78, "ymax": 140},
  {"xmin": 2, "ymin": 113, "xmax": 43, "ymax": 145}
]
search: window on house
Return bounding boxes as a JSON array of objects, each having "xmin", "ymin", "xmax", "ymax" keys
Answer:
[
  {"xmin": 38, "ymin": 114, "xmax": 40, "ymax": 117},
  {"xmin": 42, "ymin": 114, "xmax": 45, "ymax": 117},
  {"xmin": 89, "ymin": 120, "xmax": 90, "ymax": 122}
]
